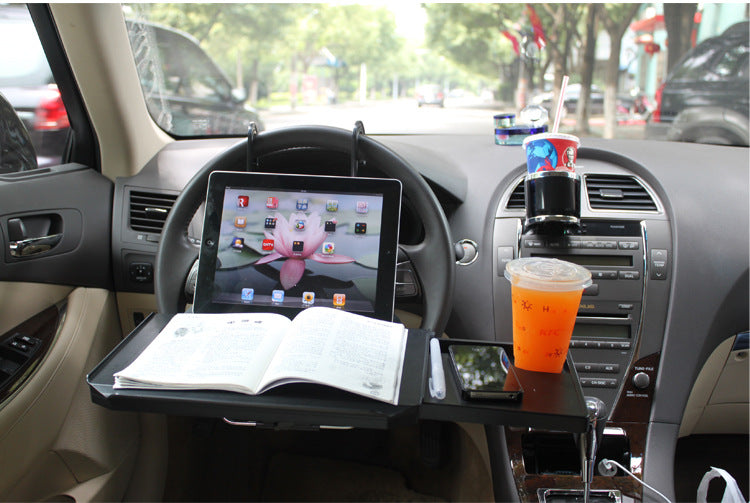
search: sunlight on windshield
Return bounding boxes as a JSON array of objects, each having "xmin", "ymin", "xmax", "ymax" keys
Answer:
[{"xmin": 123, "ymin": 3, "xmax": 749, "ymax": 144}]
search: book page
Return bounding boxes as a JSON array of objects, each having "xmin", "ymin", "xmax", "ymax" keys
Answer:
[
  {"xmin": 114, "ymin": 312, "xmax": 290, "ymax": 394},
  {"xmin": 259, "ymin": 307, "xmax": 408, "ymax": 404}
]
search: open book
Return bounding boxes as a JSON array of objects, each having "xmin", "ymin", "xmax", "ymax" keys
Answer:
[{"xmin": 114, "ymin": 307, "xmax": 408, "ymax": 405}]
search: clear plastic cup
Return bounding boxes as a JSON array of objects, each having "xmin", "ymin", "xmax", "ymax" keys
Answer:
[{"xmin": 504, "ymin": 257, "xmax": 592, "ymax": 373}]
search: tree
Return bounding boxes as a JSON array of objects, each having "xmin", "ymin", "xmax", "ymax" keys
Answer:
[
  {"xmin": 425, "ymin": 4, "xmax": 524, "ymax": 84},
  {"xmin": 575, "ymin": 4, "xmax": 599, "ymax": 135},
  {"xmin": 663, "ymin": 4, "xmax": 698, "ymax": 72},
  {"xmin": 537, "ymin": 4, "xmax": 585, "ymax": 125},
  {"xmin": 599, "ymin": 4, "xmax": 641, "ymax": 138}
]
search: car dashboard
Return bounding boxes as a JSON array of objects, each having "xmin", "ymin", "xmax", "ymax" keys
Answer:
[{"xmin": 109, "ymin": 132, "xmax": 748, "ymax": 500}]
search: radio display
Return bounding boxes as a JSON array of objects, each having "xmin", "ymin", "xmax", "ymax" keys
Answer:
[
  {"xmin": 532, "ymin": 253, "xmax": 633, "ymax": 267},
  {"xmin": 572, "ymin": 324, "xmax": 630, "ymax": 339}
]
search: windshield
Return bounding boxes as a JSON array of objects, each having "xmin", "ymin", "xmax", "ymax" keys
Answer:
[{"xmin": 124, "ymin": 3, "xmax": 750, "ymax": 144}]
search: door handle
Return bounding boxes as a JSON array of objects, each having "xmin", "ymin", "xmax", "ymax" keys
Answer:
[{"xmin": 9, "ymin": 233, "xmax": 63, "ymax": 257}]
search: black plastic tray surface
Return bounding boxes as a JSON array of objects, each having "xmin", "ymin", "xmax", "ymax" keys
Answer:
[
  {"xmin": 420, "ymin": 339, "xmax": 588, "ymax": 433},
  {"xmin": 88, "ymin": 314, "xmax": 587, "ymax": 432}
]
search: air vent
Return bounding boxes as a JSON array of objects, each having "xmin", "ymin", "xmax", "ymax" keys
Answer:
[
  {"xmin": 585, "ymin": 175, "xmax": 657, "ymax": 212},
  {"xmin": 129, "ymin": 190, "xmax": 178, "ymax": 233},
  {"xmin": 506, "ymin": 180, "xmax": 526, "ymax": 209}
]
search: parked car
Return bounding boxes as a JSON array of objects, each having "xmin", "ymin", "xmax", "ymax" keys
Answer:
[
  {"xmin": 416, "ymin": 84, "xmax": 444, "ymax": 107},
  {"xmin": 125, "ymin": 20, "xmax": 265, "ymax": 136},
  {"xmin": 0, "ymin": 5, "xmax": 68, "ymax": 168},
  {"xmin": 647, "ymin": 21, "xmax": 749, "ymax": 146}
]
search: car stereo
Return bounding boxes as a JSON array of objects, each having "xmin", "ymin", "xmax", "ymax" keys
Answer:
[{"xmin": 517, "ymin": 219, "xmax": 647, "ymax": 409}]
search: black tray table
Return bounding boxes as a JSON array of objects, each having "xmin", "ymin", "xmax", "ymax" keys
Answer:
[{"xmin": 88, "ymin": 314, "xmax": 588, "ymax": 432}]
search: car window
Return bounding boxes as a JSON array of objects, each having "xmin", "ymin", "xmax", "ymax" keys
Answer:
[
  {"xmin": 0, "ymin": 5, "xmax": 70, "ymax": 170},
  {"xmin": 712, "ymin": 45, "xmax": 749, "ymax": 79},
  {"xmin": 0, "ymin": 20, "xmax": 51, "ymax": 88}
]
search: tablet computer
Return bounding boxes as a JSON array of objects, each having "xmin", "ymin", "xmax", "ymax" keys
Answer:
[{"xmin": 193, "ymin": 171, "xmax": 402, "ymax": 321}]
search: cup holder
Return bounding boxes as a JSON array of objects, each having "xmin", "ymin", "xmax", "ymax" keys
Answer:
[{"xmin": 524, "ymin": 171, "xmax": 581, "ymax": 228}]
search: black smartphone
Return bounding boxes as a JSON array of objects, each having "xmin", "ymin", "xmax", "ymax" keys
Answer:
[{"xmin": 448, "ymin": 344, "xmax": 523, "ymax": 401}]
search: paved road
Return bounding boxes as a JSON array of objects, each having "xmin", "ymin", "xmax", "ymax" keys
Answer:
[{"xmin": 261, "ymin": 98, "xmax": 647, "ymax": 140}]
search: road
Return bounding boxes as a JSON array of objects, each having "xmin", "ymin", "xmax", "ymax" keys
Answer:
[{"xmin": 261, "ymin": 97, "xmax": 647, "ymax": 140}]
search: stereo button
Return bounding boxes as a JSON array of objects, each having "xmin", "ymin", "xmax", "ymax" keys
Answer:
[
  {"xmin": 581, "ymin": 378, "xmax": 618, "ymax": 388},
  {"xmin": 575, "ymin": 363, "xmax": 599, "ymax": 373},
  {"xmin": 650, "ymin": 249, "xmax": 669, "ymax": 280},
  {"xmin": 524, "ymin": 239, "xmax": 544, "ymax": 248},
  {"xmin": 618, "ymin": 270, "xmax": 640, "ymax": 280},
  {"xmin": 582, "ymin": 284, "xmax": 599, "ymax": 296},
  {"xmin": 619, "ymin": 241, "xmax": 639, "ymax": 250},
  {"xmin": 592, "ymin": 271, "xmax": 618, "ymax": 280}
]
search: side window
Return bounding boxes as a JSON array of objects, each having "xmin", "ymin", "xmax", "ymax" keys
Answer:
[
  {"xmin": 0, "ymin": 5, "xmax": 69, "ymax": 171},
  {"xmin": 712, "ymin": 45, "xmax": 749, "ymax": 79},
  {"xmin": 670, "ymin": 44, "xmax": 719, "ymax": 81}
]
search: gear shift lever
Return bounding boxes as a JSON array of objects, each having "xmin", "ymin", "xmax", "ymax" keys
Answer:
[{"xmin": 582, "ymin": 397, "xmax": 607, "ymax": 503}]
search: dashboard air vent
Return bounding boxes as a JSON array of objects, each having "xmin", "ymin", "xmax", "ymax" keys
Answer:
[
  {"xmin": 585, "ymin": 175, "xmax": 657, "ymax": 212},
  {"xmin": 505, "ymin": 180, "xmax": 526, "ymax": 210},
  {"xmin": 129, "ymin": 190, "xmax": 178, "ymax": 234}
]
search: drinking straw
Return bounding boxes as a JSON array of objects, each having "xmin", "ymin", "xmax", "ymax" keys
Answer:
[{"xmin": 552, "ymin": 75, "xmax": 569, "ymax": 133}]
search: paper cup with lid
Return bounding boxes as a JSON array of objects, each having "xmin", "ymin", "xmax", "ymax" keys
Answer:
[
  {"xmin": 522, "ymin": 132, "xmax": 580, "ymax": 174},
  {"xmin": 504, "ymin": 257, "xmax": 592, "ymax": 373}
]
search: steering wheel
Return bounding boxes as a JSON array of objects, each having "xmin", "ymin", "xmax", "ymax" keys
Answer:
[{"xmin": 155, "ymin": 125, "xmax": 455, "ymax": 335}]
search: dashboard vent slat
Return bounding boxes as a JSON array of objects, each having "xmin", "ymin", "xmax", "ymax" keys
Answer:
[
  {"xmin": 129, "ymin": 190, "xmax": 178, "ymax": 233},
  {"xmin": 585, "ymin": 175, "xmax": 657, "ymax": 212},
  {"xmin": 506, "ymin": 180, "xmax": 526, "ymax": 210}
]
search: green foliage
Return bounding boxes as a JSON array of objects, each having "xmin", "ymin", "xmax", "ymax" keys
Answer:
[
  {"xmin": 129, "ymin": 3, "xmax": 410, "ymax": 103},
  {"xmin": 425, "ymin": 3, "xmax": 524, "ymax": 79},
  {"xmin": 125, "ymin": 3, "xmax": 508, "ymax": 104}
]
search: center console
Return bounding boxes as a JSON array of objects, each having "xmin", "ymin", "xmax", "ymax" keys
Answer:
[{"xmin": 493, "ymin": 167, "xmax": 672, "ymax": 501}]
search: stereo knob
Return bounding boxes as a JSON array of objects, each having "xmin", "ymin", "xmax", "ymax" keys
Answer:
[{"xmin": 632, "ymin": 372, "xmax": 650, "ymax": 389}]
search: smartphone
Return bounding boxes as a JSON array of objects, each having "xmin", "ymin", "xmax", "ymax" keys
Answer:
[{"xmin": 448, "ymin": 344, "xmax": 523, "ymax": 401}]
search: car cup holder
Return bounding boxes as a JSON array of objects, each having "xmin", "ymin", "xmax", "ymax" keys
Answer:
[{"xmin": 524, "ymin": 170, "xmax": 581, "ymax": 228}]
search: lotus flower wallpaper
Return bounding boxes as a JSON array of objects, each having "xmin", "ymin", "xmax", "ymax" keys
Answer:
[
  {"xmin": 210, "ymin": 188, "xmax": 385, "ymax": 311},
  {"xmin": 254, "ymin": 211, "xmax": 355, "ymax": 290}
]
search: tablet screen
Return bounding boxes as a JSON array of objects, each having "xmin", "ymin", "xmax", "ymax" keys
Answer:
[{"xmin": 193, "ymin": 171, "xmax": 402, "ymax": 321}]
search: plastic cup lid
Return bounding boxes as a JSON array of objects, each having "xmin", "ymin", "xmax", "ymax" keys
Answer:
[{"xmin": 504, "ymin": 257, "xmax": 592, "ymax": 291}]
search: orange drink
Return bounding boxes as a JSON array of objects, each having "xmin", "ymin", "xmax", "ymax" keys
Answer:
[{"xmin": 505, "ymin": 258, "xmax": 592, "ymax": 373}]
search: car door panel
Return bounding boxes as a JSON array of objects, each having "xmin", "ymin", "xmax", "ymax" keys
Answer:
[
  {"xmin": 0, "ymin": 165, "xmax": 142, "ymax": 501},
  {"xmin": 0, "ymin": 282, "xmax": 72, "ymax": 335},
  {"xmin": 0, "ymin": 288, "xmax": 139, "ymax": 501},
  {"xmin": 0, "ymin": 164, "xmax": 112, "ymax": 288}
]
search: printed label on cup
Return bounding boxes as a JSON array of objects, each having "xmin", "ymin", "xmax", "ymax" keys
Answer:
[{"xmin": 523, "ymin": 133, "xmax": 580, "ymax": 174}]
